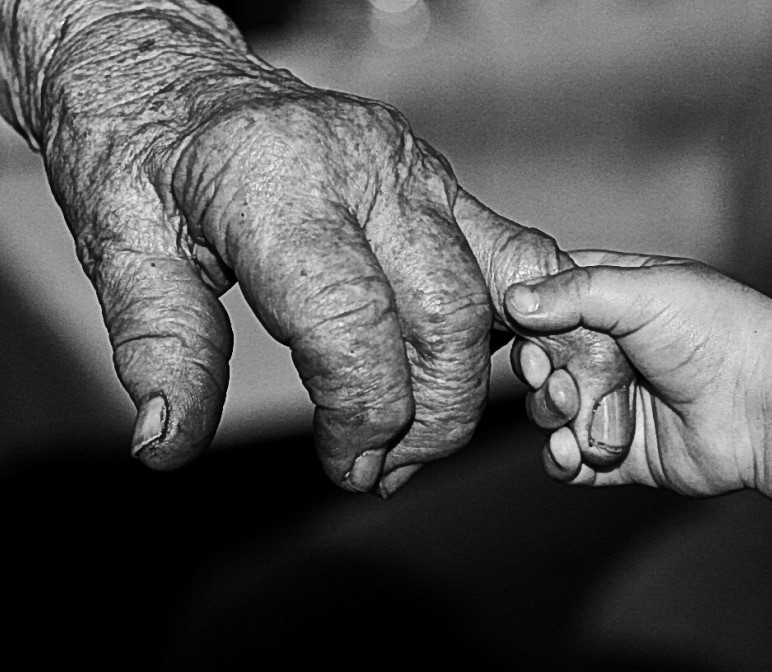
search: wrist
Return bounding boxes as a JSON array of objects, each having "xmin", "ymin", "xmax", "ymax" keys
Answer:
[{"xmin": 0, "ymin": 0, "xmax": 249, "ymax": 149}]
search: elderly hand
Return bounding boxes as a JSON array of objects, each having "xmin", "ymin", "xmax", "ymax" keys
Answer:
[
  {"xmin": 508, "ymin": 250, "xmax": 772, "ymax": 497},
  {"xmin": 2, "ymin": 0, "xmax": 633, "ymax": 496}
]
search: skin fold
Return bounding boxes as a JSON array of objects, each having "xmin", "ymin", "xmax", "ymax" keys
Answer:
[{"xmin": 1, "ymin": 0, "xmax": 633, "ymax": 495}]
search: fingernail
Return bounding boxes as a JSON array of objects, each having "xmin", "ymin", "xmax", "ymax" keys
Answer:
[
  {"xmin": 547, "ymin": 427, "xmax": 581, "ymax": 479},
  {"xmin": 509, "ymin": 285, "xmax": 540, "ymax": 314},
  {"xmin": 379, "ymin": 464, "xmax": 422, "ymax": 499},
  {"xmin": 545, "ymin": 369, "xmax": 578, "ymax": 419},
  {"xmin": 520, "ymin": 341, "xmax": 551, "ymax": 390},
  {"xmin": 131, "ymin": 396, "xmax": 167, "ymax": 458},
  {"xmin": 344, "ymin": 450, "xmax": 385, "ymax": 493},
  {"xmin": 590, "ymin": 387, "xmax": 633, "ymax": 451},
  {"xmin": 543, "ymin": 443, "xmax": 569, "ymax": 482}
]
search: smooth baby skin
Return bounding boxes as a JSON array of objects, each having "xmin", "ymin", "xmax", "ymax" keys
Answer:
[
  {"xmin": 509, "ymin": 251, "xmax": 772, "ymax": 497},
  {"xmin": 1, "ymin": 0, "xmax": 633, "ymax": 495}
]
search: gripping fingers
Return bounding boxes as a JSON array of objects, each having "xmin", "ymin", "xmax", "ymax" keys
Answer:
[
  {"xmin": 525, "ymin": 368, "xmax": 581, "ymax": 430},
  {"xmin": 376, "ymin": 214, "xmax": 492, "ymax": 492},
  {"xmin": 527, "ymin": 331, "xmax": 635, "ymax": 467},
  {"xmin": 544, "ymin": 425, "xmax": 637, "ymax": 488},
  {"xmin": 242, "ymin": 219, "xmax": 413, "ymax": 493},
  {"xmin": 509, "ymin": 280, "xmax": 637, "ymax": 467},
  {"xmin": 222, "ymin": 206, "xmax": 413, "ymax": 493},
  {"xmin": 172, "ymin": 118, "xmax": 425, "ymax": 493},
  {"xmin": 365, "ymin": 185, "xmax": 491, "ymax": 495},
  {"xmin": 511, "ymin": 339, "xmax": 551, "ymax": 389},
  {"xmin": 453, "ymin": 189, "xmax": 636, "ymax": 468},
  {"xmin": 543, "ymin": 427, "xmax": 582, "ymax": 481}
]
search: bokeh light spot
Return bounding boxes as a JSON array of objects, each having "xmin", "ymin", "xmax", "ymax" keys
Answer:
[
  {"xmin": 369, "ymin": 0, "xmax": 419, "ymax": 14},
  {"xmin": 370, "ymin": 0, "xmax": 431, "ymax": 51}
]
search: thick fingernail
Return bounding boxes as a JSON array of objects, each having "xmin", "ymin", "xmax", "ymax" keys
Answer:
[
  {"xmin": 590, "ymin": 387, "xmax": 633, "ymax": 451},
  {"xmin": 509, "ymin": 285, "xmax": 540, "ymax": 314},
  {"xmin": 379, "ymin": 464, "xmax": 422, "ymax": 499},
  {"xmin": 344, "ymin": 450, "xmax": 385, "ymax": 493},
  {"xmin": 131, "ymin": 395, "xmax": 168, "ymax": 458}
]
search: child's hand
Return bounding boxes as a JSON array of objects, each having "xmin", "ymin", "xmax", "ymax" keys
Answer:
[{"xmin": 507, "ymin": 250, "xmax": 772, "ymax": 497}]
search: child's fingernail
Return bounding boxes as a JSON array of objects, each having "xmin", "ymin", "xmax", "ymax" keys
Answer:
[
  {"xmin": 131, "ymin": 395, "xmax": 167, "ymax": 458},
  {"xmin": 509, "ymin": 285, "xmax": 540, "ymax": 314},
  {"xmin": 590, "ymin": 387, "xmax": 633, "ymax": 451},
  {"xmin": 545, "ymin": 427, "xmax": 581, "ymax": 480},
  {"xmin": 344, "ymin": 450, "xmax": 385, "ymax": 493},
  {"xmin": 520, "ymin": 341, "xmax": 552, "ymax": 389},
  {"xmin": 545, "ymin": 369, "xmax": 579, "ymax": 419}
]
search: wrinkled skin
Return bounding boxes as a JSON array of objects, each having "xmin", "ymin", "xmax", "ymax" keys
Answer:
[
  {"xmin": 3, "ymin": 1, "xmax": 634, "ymax": 495},
  {"xmin": 509, "ymin": 251, "xmax": 772, "ymax": 497}
]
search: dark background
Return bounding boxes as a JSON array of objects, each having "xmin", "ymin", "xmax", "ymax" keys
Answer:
[{"xmin": 2, "ymin": 1, "xmax": 772, "ymax": 669}]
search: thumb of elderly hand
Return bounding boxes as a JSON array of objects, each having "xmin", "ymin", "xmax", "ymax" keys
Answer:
[{"xmin": 77, "ymin": 187, "xmax": 233, "ymax": 471}]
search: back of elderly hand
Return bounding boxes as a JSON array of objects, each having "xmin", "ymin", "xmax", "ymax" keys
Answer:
[
  {"xmin": 3, "ymin": 0, "xmax": 633, "ymax": 496},
  {"xmin": 2, "ymin": 0, "xmax": 499, "ymax": 494}
]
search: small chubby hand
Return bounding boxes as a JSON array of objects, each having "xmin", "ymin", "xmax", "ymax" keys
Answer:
[{"xmin": 506, "ymin": 250, "xmax": 772, "ymax": 497}]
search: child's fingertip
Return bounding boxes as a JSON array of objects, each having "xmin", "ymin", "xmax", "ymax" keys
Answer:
[{"xmin": 507, "ymin": 284, "xmax": 540, "ymax": 315}]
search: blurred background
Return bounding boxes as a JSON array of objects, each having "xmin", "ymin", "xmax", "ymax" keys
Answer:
[{"xmin": 1, "ymin": 1, "xmax": 772, "ymax": 669}]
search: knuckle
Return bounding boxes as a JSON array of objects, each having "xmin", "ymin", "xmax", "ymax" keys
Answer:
[
  {"xmin": 360, "ymin": 99, "xmax": 411, "ymax": 144},
  {"xmin": 569, "ymin": 266, "xmax": 594, "ymax": 297},
  {"xmin": 490, "ymin": 228, "xmax": 561, "ymax": 289},
  {"xmin": 413, "ymin": 291, "xmax": 492, "ymax": 348},
  {"xmin": 300, "ymin": 273, "xmax": 396, "ymax": 337},
  {"xmin": 352, "ymin": 387, "xmax": 414, "ymax": 440},
  {"xmin": 351, "ymin": 99, "xmax": 416, "ymax": 171},
  {"xmin": 92, "ymin": 252, "xmax": 231, "ymax": 356},
  {"xmin": 289, "ymin": 275, "xmax": 412, "ymax": 410}
]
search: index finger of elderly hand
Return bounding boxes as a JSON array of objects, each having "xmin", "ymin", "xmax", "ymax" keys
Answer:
[{"xmin": 73, "ymin": 193, "xmax": 232, "ymax": 471}]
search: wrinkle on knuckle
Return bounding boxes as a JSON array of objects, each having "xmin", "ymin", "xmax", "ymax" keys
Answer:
[
  {"xmin": 321, "ymin": 382, "xmax": 414, "ymax": 426},
  {"xmin": 569, "ymin": 266, "xmax": 595, "ymax": 300},
  {"xmin": 93, "ymin": 253, "xmax": 231, "ymax": 350},
  {"xmin": 491, "ymin": 227, "xmax": 560, "ymax": 288},
  {"xmin": 309, "ymin": 373, "xmax": 414, "ymax": 461},
  {"xmin": 111, "ymin": 308, "xmax": 229, "ymax": 358},
  {"xmin": 405, "ymin": 335, "xmax": 488, "ymax": 405},
  {"xmin": 113, "ymin": 329, "xmax": 229, "ymax": 401},
  {"xmin": 173, "ymin": 106, "xmax": 347, "ymax": 246},
  {"xmin": 359, "ymin": 99, "xmax": 410, "ymax": 146},
  {"xmin": 410, "ymin": 291, "xmax": 492, "ymax": 345},
  {"xmin": 288, "ymin": 274, "xmax": 405, "ymax": 379},
  {"xmin": 297, "ymin": 274, "xmax": 396, "ymax": 335}
]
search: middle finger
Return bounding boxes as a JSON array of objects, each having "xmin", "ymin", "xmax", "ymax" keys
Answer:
[{"xmin": 366, "ymin": 152, "xmax": 492, "ymax": 488}]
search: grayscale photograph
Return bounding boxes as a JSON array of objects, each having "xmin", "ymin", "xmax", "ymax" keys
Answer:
[{"xmin": 2, "ymin": 1, "xmax": 771, "ymax": 669}]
